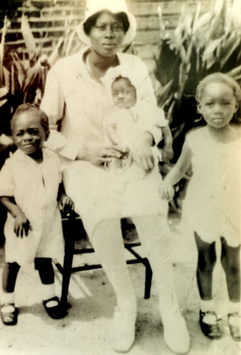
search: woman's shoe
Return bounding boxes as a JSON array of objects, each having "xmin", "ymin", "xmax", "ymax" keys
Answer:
[
  {"xmin": 161, "ymin": 308, "xmax": 190, "ymax": 354},
  {"xmin": 199, "ymin": 310, "xmax": 221, "ymax": 339},
  {"xmin": 0, "ymin": 303, "xmax": 18, "ymax": 325},
  {"xmin": 43, "ymin": 296, "xmax": 67, "ymax": 319},
  {"xmin": 110, "ymin": 306, "xmax": 136, "ymax": 353},
  {"xmin": 228, "ymin": 312, "xmax": 241, "ymax": 341}
]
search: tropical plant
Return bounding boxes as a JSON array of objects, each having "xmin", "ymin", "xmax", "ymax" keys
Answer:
[{"xmin": 155, "ymin": 0, "xmax": 241, "ymax": 162}]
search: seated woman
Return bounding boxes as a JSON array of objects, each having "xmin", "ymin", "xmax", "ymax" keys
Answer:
[{"xmin": 40, "ymin": 0, "xmax": 190, "ymax": 353}]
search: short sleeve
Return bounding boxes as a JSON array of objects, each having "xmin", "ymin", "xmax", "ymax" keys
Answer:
[{"xmin": 0, "ymin": 159, "xmax": 14, "ymax": 197}]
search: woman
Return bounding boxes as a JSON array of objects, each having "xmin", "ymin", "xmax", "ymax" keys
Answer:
[{"xmin": 40, "ymin": 0, "xmax": 190, "ymax": 353}]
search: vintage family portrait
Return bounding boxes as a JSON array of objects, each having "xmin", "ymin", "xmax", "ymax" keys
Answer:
[{"xmin": 0, "ymin": 0, "xmax": 240, "ymax": 354}]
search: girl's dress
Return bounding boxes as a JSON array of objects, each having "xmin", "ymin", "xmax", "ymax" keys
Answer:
[
  {"xmin": 0, "ymin": 148, "xmax": 64, "ymax": 266},
  {"xmin": 182, "ymin": 126, "xmax": 241, "ymax": 247}
]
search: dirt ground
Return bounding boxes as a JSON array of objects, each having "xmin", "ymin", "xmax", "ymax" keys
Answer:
[{"xmin": 0, "ymin": 213, "xmax": 240, "ymax": 355}]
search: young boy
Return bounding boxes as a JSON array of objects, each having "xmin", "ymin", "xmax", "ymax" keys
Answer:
[{"xmin": 0, "ymin": 103, "xmax": 73, "ymax": 325}]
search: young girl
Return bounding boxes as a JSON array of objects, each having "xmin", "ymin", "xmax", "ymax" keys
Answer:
[
  {"xmin": 160, "ymin": 73, "xmax": 241, "ymax": 341},
  {"xmin": 0, "ymin": 104, "xmax": 73, "ymax": 325}
]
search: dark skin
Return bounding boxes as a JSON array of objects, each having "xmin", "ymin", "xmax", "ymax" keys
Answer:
[
  {"xmin": 1, "ymin": 112, "xmax": 74, "ymax": 238},
  {"xmin": 76, "ymin": 11, "xmax": 158, "ymax": 174}
]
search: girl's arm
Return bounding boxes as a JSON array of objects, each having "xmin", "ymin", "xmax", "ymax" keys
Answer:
[
  {"xmin": 160, "ymin": 141, "xmax": 192, "ymax": 200},
  {"xmin": 161, "ymin": 125, "xmax": 174, "ymax": 163},
  {"xmin": 0, "ymin": 196, "xmax": 32, "ymax": 237}
]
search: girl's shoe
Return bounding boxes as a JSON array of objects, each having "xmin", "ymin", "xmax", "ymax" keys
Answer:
[
  {"xmin": 43, "ymin": 296, "xmax": 67, "ymax": 319},
  {"xmin": 228, "ymin": 312, "xmax": 241, "ymax": 341},
  {"xmin": 110, "ymin": 306, "xmax": 136, "ymax": 353},
  {"xmin": 199, "ymin": 310, "xmax": 221, "ymax": 339},
  {"xmin": 0, "ymin": 303, "xmax": 18, "ymax": 326}
]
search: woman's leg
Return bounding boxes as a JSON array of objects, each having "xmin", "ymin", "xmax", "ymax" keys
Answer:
[
  {"xmin": 132, "ymin": 214, "xmax": 189, "ymax": 354},
  {"xmin": 35, "ymin": 257, "xmax": 66, "ymax": 319},
  {"xmin": 194, "ymin": 232, "xmax": 221, "ymax": 339},
  {"xmin": 91, "ymin": 219, "xmax": 136, "ymax": 352},
  {"xmin": 220, "ymin": 237, "xmax": 240, "ymax": 340}
]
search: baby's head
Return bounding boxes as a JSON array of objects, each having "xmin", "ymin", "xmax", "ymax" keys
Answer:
[
  {"xmin": 196, "ymin": 73, "xmax": 241, "ymax": 128},
  {"xmin": 111, "ymin": 75, "xmax": 137, "ymax": 109},
  {"xmin": 11, "ymin": 103, "xmax": 49, "ymax": 156}
]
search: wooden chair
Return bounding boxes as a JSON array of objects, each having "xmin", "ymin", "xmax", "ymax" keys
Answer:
[{"xmin": 56, "ymin": 212, "xmax": 153, "ymax": 307}]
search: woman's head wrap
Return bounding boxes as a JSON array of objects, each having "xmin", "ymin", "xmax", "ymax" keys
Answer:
[{"xmin": 76, "ymin": 0, "xmax": 137, "ymax": 46}]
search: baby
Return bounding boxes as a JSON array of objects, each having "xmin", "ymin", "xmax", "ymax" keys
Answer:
[
  {"xmin": 103, "ymin": 75, "xmax": 173, "ymax": 189},
  {"xmin": 0, "ymin": 103, "xmax": 73, "ymax": 325}
]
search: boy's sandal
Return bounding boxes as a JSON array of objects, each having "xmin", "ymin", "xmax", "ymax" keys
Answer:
[
  {"xmin": 228, "ymin": 312, "xmax": 241, "ymax": 341},
  {"xmin": 199, "ymin": 310, "xmax": 222, "ymax": 339},
  {"xmin": 0, "ymin": 303, "xmax": 18, "ymax": 326},
  {"xmin": 43, "ymin": 296, "xmax": 67, "ymax": 320}
]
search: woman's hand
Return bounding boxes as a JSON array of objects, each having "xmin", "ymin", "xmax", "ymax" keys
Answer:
[
  {"xmin": 159, "ymin": 181, "xmax": 174, "ymax": 201},
  {"xmin": 14, "ymin": 212, "xmax": 32, "ymax": 237},
  {"xmin": 76, "ymin": 143, "xmax": 128, "ymax": 166},
  {"xmin": 128, "ymin": 132, "xmax": 155, "ymax": 174}
]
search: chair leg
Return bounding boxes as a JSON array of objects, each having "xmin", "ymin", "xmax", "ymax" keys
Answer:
[
  {"xmin": 144, "ymin": 258, "xmax": 152, "ymax": 299},
  {"xmin": 60, "ymin": 215, "xmax": 76, "ymax": 308}
]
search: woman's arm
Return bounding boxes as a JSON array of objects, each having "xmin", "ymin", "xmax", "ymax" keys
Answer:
[
  {"xmin": 0, "ymin": 196, "xmax": 32, "ymax": 237},
  {"xmin": 105, "ymin": 124, "xmax": 119, "ymax": 146},
  {"xmin": 160, "ymin": 142, "xmax": 192, "ymax": 200}
]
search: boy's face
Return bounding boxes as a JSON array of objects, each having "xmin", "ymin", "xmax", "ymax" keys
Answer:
[
  {"xmin": 12, "ymin": 112, "xmax": 48, "ymax": 155},
  {"xmin": 112, "ymin": 79, "xmax": 136, "ymax": 109}
]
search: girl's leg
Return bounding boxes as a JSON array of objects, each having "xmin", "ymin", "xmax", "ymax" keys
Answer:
[
  {"xmin": 132, "ymin": 215, "xmax": 190, "ymax": 354},
  {"xmin": 35, "ymin": 257, "xmax": 66, "ymax": 319},
  {"xmin": 91, "ymin": 219, "xmax": 136, "ymax": 352},
  {"xmin": 1, "ymin": 262, "xmax": 20, "ymax": 325},
  {"xmin": 194, "ymin": 232, "xmax": 221, "ymax": 339},
  {"xmin": 220, "ymin": 237, "xmax": 240, "ymax": 303},
  {"xmin": 220, "ymin": 237, "xmax": 241, "ymax": 341},
  {"xmin": 194, "ymin": 232, "xmax": 216, "ymax": 301}
]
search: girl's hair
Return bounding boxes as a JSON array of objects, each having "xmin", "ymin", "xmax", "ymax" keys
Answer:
[
  {"xmin": 196, "ymin": 72, "xmax": 241, "ymax": 103},
  {"xmin": 112, "ymin": 75, "xmax": 136, "ymax": 90},
  {"xmin": 11, "ymin": 103, "xmax": 49, "ymax": 133},
  {"xmin": 84, "ymin": 10, "xmax": 130, "ymax": 36}
]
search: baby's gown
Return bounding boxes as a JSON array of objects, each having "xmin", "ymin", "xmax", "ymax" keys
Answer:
[{"xmin": 182, "ymin": 126, "xmax": 241, "ymax": 247}]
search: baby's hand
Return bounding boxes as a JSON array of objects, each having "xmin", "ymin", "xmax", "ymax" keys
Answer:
[
  {"xmin": 14, "ymin": 212, "xmax": 32, "ymax": 237},
  {"xmin": 59, "ymin": 194, "xmax": 75, "ymax": 215},
  {"xmin": 162, "ymin": 145, "xmax": 174, "ymax": 163},
  {"xmin": 159, "ymin": 182, "xmax": 175, "ymax": 201}
]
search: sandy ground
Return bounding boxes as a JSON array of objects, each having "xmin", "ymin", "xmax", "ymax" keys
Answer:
[{"xmin": 0, "ymin": 214, "xmax": 240, "ymax": 355}]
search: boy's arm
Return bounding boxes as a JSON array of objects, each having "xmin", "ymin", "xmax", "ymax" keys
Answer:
[
  {"xmin": 0, "ymin": 196, "xmax": 32, "ymax": 237},
  {"xmin": 160, "ymin": 141, "xmax": 192, "ymax": 200},
  {"xmin": 161, "ymin": 125, "xmax": 174, "ymax": 163},
  {"xmin": 58, "ymin": 183, "xmax": 74, "ymax": 214}
]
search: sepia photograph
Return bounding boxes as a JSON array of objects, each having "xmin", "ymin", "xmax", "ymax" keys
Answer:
[{"xmin": 0, "ymin": 0, "xmax": 240, "ymax": 354}]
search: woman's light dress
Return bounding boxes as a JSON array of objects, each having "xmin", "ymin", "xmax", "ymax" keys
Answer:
[{"xmin": 40, "ymin": 48, "xmax": 168, "ymax": 237}]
